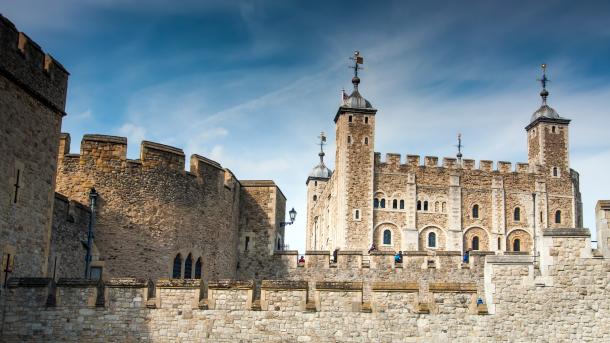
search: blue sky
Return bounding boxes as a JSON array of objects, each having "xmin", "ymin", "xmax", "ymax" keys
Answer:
[{"xmin": 3, "ymin": 0, "xmax": 610, "ymax": 252}]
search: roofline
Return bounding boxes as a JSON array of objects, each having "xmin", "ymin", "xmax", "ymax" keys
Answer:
[
  {"xmin": 525, "ymin": 116, "xmax": 571, "ymax": 131},
  {"xmin": 306, "ymin": 176, "xmax": 330, "ymax": 185},
  {"xmin": 334, "ymin": 106, "xmax": 378, "ymax": 123}
]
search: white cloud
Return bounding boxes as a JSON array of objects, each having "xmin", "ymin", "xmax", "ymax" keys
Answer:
[{"xmin": 118, "ymin": 123, "xmax": 146, "ymax": 158}]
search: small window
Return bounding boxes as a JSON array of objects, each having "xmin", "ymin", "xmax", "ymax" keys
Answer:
[
  {"xmin": 194, "ymin": 258, "xmax": 202, "ymax": 279},
  {"xmin": 497, "ymin": 237, "xmax": 501, "ymax": 250},
  {"xmin": 277, "ymin": 238, "xmax": 281, "ymax": 250},
  {"xmin": 434, "ymin": 201, "xmax": 439, "ymax": 212},
  {"xmin": 354, "ymin": 209, "xmax": 360, "ymax": 220},
  {"xmin": 364, "ymin": 116, "xmax": 369, "ymax": 124},
  {"xmin": 472, "ymin": 236, "xmax": 480, "ymax": 251},
  {"xmin": 442, "ymin": 202, "xmax": 446, "ymax": 213},
  {"xmin": 417, "ymin": 201, "xmax": 422, "ymax": 211},
  {"xmin": 90, "ymin": 267, "xmax": 102, "ymax": 281},
  {"xmin": 374, "ymin": 198, "xmax": 379, "ymax": 208},
  {"xmin": 555, "ymin": 210, "xmax": 561, "ymax": 224},
  {"xmin": 399, "ymin": 200, "xmax": 405, "ymax": 209},
  {"xmin": 383, "ymin": 230, "xmax": 392, "ymax": 245},
  {"xmin": 364, "ymin": 137, "xmax": 369, "ymax": 145},
  {"xmin": 423, "ymin": 201, "xmax": 428, "ymax": 211},
  {"xmin": 348, "ymin": 115, "xmax": 353, "ymax": 123},
  {"xmin": 552, "ymin": 126, "xmax": 556, "ymax": 133},
  {"xmin": 245, "ymin": 236, "xmax": 250, "ymax": 251},
  {"xmin": 347, "ymin": 136, "xmax": 352, "ymax": 144},
  {"xmin": 392, "ymin": 199, "xmax": 398, "ymax": 209},
  {"xmin": 313, "ymin": 195, "xmax": 317, "ymax": 202},
  {"xmin": 184, "ymin": 254, "xmax": 193, "ymax": 279},
  {"xmin": 514, "ymin": 207, "xmax": 521, "ymax": 222},
  {"xmin": 552, "ymin": 167, "xmax": 558, "ymax": 177},
  {"xmin": 428, "ymin": 232, "xmax": 436, "ymax": 248},
  {"xmin": 472, "ymin": 204, "xmax": 479, "ymax": 219},
  {"xmin": 314, "ymin": 181, "xmax": 318, "ymax": 186},
  {"xmin": 172, "ymin": 254, "xmax": 182, "ymax": 279},
  {"xmin": 380, "ymin": 199, "xmax": 386, "ymax": 208}
]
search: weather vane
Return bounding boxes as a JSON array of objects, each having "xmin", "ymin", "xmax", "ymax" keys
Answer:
[
  {"xmin": 318, "ymin": 132, "xmax": 327, "ymax": 164},
  {"xmin": 456, "ymin": 133, "xmax": 463, "ymax": 163},
  {"xmin": 349, "ymin": 50, "xmax": 364, "ymax": 78},
  {"xmin": 537, "ymin": 63, "xmax": 550, "ymax": 104}
]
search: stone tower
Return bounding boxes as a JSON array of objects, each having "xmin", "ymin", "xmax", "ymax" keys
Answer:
[
  {"xmin": 305, "ymin": 132, "xmax": 332, "ymax": 250},
  {"xmin": 333, "ymin": 51, "xmax": 377, "ymax": 250},
  {"xmin": 526, "ymin": 64, "xmax": 571, "ymax": 174}
]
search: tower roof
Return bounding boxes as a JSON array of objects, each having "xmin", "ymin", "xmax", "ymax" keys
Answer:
[
  {"xmin": 307, "ymin": 132, "xmax": 332, "ymax": 184},
  {"xmin": 334, "ymin": 51, "xmax": 377, "ymax": 122},
  {"xmin": 527, "ymin": 63, "xmax": 570, "ymax": 130}
]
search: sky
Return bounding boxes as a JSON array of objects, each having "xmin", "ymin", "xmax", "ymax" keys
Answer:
[{"xmin": 3, "ymin": 0, "xmax": 610, "ymax": 252}]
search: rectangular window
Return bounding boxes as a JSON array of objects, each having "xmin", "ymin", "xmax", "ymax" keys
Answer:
[
  {"xmin": 354, "ymin": 209, "xmax": 361, "ymax": 220},
  {"xmin": 348, "ymin": 115, "xmax": 353, "ymax": 123},
  {"xmin": 90, "ymin": 267, "xmax": 102, "ymax": 281},
  {"xmin": 245, "ymin": 236, "xmax": 250, "ymax": 251}
]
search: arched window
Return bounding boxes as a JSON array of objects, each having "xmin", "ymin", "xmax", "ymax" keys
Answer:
[
  {"xmin": 399, "ymin": 200, "xmax": 405, "ymax": 209},
  {"xmin": 513, "ymin": 239, "xmax": 521, "ymax": 252},
  {"xmin": 497, "ymin": 237, "xmax": 501, "ymax": 250},
  {"xmin": 380, "ymin": 199, "xmax": 386, "ymax": 208},
  {"xmin": 194, "ymin": 258, "xmax": 202, "ymax": 279},
  {"xmin": 434, "ymin": 202, "xmax": 439, "ymax": 212},
  {"xmin": 514, "ymin": 207, "xmax": 521, "ymax": 221},
  {"xmin": 172, "ymin": 254, "xmax": 182, "ymax": 279},
  {"xmin": 392, "ymin": 199, "xmax": 398, "ymax": 209},
  {"xmin": 428, "ymin": 232, "xmax": 436, "ymax": 248},
  {"xmin": 184, "ymin": 254, "xmax": 193, "ymax": 279},
  {"xmin": 423, "ymin": 201, "xmax": 429, "ymax": 211},
  {"xmin": 364, "ymin": 137, "xmax": 369, "ymax": 145},
  {"xmin": 374, "ymin": 198, "xmax": 379, "ymax": 208},
  {"xmin": 555, "ymin": 210, "xmax": 561, "ymax": 224},
  {"xmin": 313, "ymin": 195, "xmax": 317, "ymax": 202},
  {"xmin": 472, "ymin": 236, "xmax": 480, "ymax": 251},
  {"xmin": 472, "ymin": 204, "xmax": 479, "ymax": 219},
  {"xmin": 552, "ymin": 167, "xmax": 558, "ymax": 177},
  {"xmin": 383, "ymin": 230, "xmax": 392, "ymax": 245},
  {"xmin": 417, "ymin": 201, "xmax": 422, "ymax": 211},
  {"xmin": 442, "ymin": 202, "xmax": 446, "ymax": 213}
]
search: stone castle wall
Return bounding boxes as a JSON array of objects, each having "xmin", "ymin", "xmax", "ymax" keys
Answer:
[
  {"xmin": 0, "ymin": 14, "xmax": 69, "ymax": 280},
  {"xmin": 54, "ymin": 133, "xmax": 242, "ymax": 281},
  {"xmin": 2, "ymin": 233, "xmax": 609, "ymax": 342}
]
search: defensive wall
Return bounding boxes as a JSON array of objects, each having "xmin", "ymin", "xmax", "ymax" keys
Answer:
[
  {"xmin": 55, "ymin": 133, "xmax": 243, "ymax": 281},
  {"xmin": 2, "ymin": 227, "xmax": 610, "ymax": 342}
]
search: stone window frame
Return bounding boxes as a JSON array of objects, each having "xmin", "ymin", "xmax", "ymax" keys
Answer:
[
  {"xmin": 463, "ymin": 226, "xmax": 490, "ymax": 251},
  {"xmin": 399, "ymin": 199, "xmax": 405, "ymax": 210},
  {"xmin": 428, "ymin": 232, "xmax": 437, "ymax": 248},
  {"xmin": 364, "ymin": 116, "xmax": 369, "ymax": 124},
  {"xmin": 419, "ymin": 226, "xmax": 446, "ymax": 251},
  {"xmin": 513, "ymin": 207, "xmax": 522, "ymax": 222},
  {"xmin": 506, "ymin": 229, "xmax": 532, "ymax": 253},
  {"xmin": 348, "ymin": 115, "xmax": 353, "ymax": 123},
  {"xmin": 554, "ymin": 210, "xmax": 562, "ymax": 224},
  {"xmin": 169, "ymin": 249, "xmax": 204, "ymax": 279},
  {"xmin": 471, "ymin": 204, "xmax": 480, "ymax": 219},
  {"xmin": 363, "ymin": 137, "xmax": 369, "ymax": 145},
  {"xmin": 353, "ymin": 209, "xmax": 361, "ymax": 221},
  {"xmin": 313, "ymin": 194, "xmax": 317, "ymax": 202},
  {"xmin": 383, "ymin": 229, "xmax": 392, "ymax": 245},
  {"xmin": 551, "ymin": 166, "xmax": 560, "ymax": 178},
  {"xmin": 347, "ymin": 135, "xmax": 352, "ymax": 144}
]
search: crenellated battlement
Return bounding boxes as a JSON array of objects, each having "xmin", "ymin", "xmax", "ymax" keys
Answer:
[
  {"xmin": 374, "ymin": 152, "xmax": 532, "ymax": 174},
  {"xmin": 0, "ymin": 14, "xmax": 69, "ymax": 112},
  {"xmin": 59, "ymin": 132, "xmax": 232, "ymax": 181}
]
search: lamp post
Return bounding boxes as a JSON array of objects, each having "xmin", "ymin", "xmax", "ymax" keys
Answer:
[
  {"xmin": 280, "ymin": 207, "xmax": 297, "ymax": 227},
  {"xmin": 84, "ymin": 187, "xmax": 98, "ymax": 278}
]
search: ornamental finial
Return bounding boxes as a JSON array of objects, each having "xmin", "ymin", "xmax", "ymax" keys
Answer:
[
  {"xmin": 349, "ymin": 51, "xmax": 364, "ymax": 90},
  {"xmin": 538, "ymin": 63, "xmax": 550, "ymax": 105}
]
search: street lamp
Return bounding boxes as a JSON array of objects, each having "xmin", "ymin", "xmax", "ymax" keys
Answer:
[
  {"xmin": 280, "ymin": 207, "xmax": 297, "ymax": 227},
  {"xmin": 84, "ymin": 187, "xmax": 98, "ymax": 278}
]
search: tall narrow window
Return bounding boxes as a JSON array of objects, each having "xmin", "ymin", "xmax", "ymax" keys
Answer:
[
  {"xmin": 354, "ymin": 209, "xmax": 360, "ymax": 220},
  {"xmin": 472, "ymin": 204, "xmax": 479, "ymax": 219},
  {"xmin": 374, "ymin": 198, "xmax": 379, "ymax": 208},
  {"xmin": 417, "ymin": 201, "xmax": 422, "ymax": 211},
  {"xmin": 472, "ymin": 236, "xmax": 480, "ymax": 251},
  {"xmin": 245, "ymin": 236, "xmax": 250, "ymax": 251},
  {"xmin": 514, "ymin": 207, "xmax": 521, "ymax": 221},
  {"xmin": 497, "ymin": 237, "xmax": 501, "ymax": 250},
  {"xmin": 184, "ymin": 254, "xmax": 193, "ymax": 279},
  {"xmin": 364, "ymin": 137, "xmax": 369, "ymax": 145},
  {"xmin": 380, "ymin": 199, "xmax": 386, "ymax": 208},
  {"xmin": 442, "ymin": 202, "xmax": 446, "ymax": 213},
  {"xmin": 365, "ymin": 117, "xmax": 369, "ymax": 124},
  {"xmin": 13, "ymin": 168, "xmax": 21, "ymax": 204},
  {"xmin": 555, "ymin": 210, "xmax": 561, "ymax": 224},
  {"xmin": 313, "ymin": 195, "xmax": 317, "ymax": 202},
  {"xmin": 552, "ymin": 167, "xmax": 558, "ymax": 177},
  {"xmin": 428, "ymin": 232, "xmax": 436, "ymax": 248},
  {"xmin": 399, "ymin": 200, "xmax": 405, "ymax": 209},
  {"xmin": 423, "ymin": 201, "xmax": 428, "ymax": 211},
  {"xmin": 348, "ymin": 115, "xmax": 353, "ymax": 122},
  {"xmin": 277, "ymin": 238, "xmax": 281, "ymax": 250},
  {"xmin": 383, "ymin": 230, "xmax": 392, "ymax": 245},
  {"xmin": 392, "ymin": 199, "xmax": 398, "ymax": 209},
  {"xmin": 552, "ymin": 126, "xmax": 556, "ymax": 133},
  {"xmin": 194, "ymin": 258, "xmax": 202, "ymax": 279},
  {"xmin": 172, "ymin": 254, "xmax": 182, "ymax": 279},
  {"xmin": 513, "ymin": 239, "xmax": 521, "ymax": 252},
  {"xmin": 347, "ymin": 136, "xmax": 352, "ymax": 144}
]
